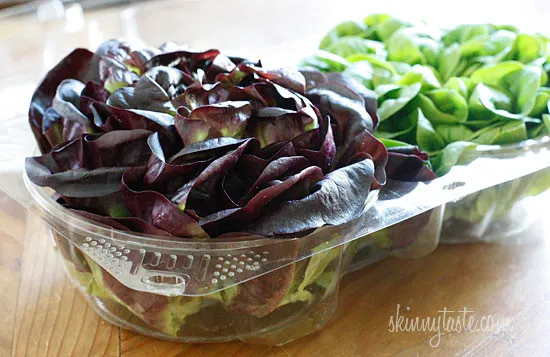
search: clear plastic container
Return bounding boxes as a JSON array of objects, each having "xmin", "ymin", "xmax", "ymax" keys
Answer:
[
  {"xmin": 25, "ymin": 173, "xmax": 442, "ymax": 345},
  {"xmin": 23, "ymin": 135, "xmax": 550, "ymax": 345},
  {"xmin": 8, "ymin": 1, "xmax": 550, "ymax": 346},
  {"xmin": 440, "ymin": 139, "xmax": 550, "ymax": 244}
]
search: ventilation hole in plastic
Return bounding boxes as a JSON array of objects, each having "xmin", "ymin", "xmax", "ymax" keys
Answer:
[
  {"xmin": 442, "ymin": 181, "xmax": 466, "ymax": 191},
  {"xmin": 142, "ymin": 274, "xmax": 186, "ymax": 286}
]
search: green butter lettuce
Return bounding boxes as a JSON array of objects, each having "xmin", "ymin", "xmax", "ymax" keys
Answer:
[
  {"xmin": 319, "ymin": 21, "xmax": 367, "ymax": 50},
  {"xmin": 304, "ymin": 14, "xmax": 550, "ymax": 235},
  {"xmin": 307, "ymin": 14, "xmax": 550, "ymax": 180},
  {"xmin": 377, "ymin": 82, "xmax": 421, "ymax": 121},
  {"xmin": 85, "ymin": 255, "xmax": 204, "ymax": 336},
  {"xmin": 444, "ymin": 167, "xmax": 550, "ymax": 226},
  {"xmin": 59, "ymin": 237, "xmax": 343, "ymax": 337}
]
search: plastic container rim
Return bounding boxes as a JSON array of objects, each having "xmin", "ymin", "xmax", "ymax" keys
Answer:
[
  {"xmin": 23, "ymin": 169, "xmax": 380, "ymax": 250},
  {"xmin": 23, "ymin": 134, "xmax": 550, "ymax": 250}
]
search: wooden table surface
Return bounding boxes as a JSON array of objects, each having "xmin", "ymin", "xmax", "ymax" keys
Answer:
[
  {"xmin": 1, "ymin": 1, "xmax": 550, "ymax": 356},
  {"xmin": 2, "ymin": 189, "xmax": 550, "ymax": 357}
]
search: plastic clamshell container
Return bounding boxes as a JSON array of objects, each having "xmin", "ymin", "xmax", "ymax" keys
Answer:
[
  {"xmin": 23, "ymin": 136, "xmax": 550, "ymax": 345},
  {"xmin": 440, "ymin": 137, "xmax": 550, "ymax": 244},
  {"xmin": 25, "ymin": 168, "xmax": 447, "ymax": 345}
]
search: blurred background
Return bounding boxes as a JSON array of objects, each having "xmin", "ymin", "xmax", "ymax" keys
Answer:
[{"xmin": 0, "ymin": 0, "xmax": 549, "ymax": 202}]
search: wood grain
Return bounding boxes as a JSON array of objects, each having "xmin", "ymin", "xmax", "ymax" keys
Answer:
[
  {"xmin": 1, "ymin": 1, "xmax": 550, "ymax": 356},
  {"xmin": 117, "ymin": 228, "xmax": 550, "ymax": 357},
  {"xmin": 2, "ymin": 187, "xmax": 549, "ymax": 356},
  {"xmin": 10, "ymin": 207, "xmax": 119, "ymax": 357},
  {"xmin": 0, "ymin": 194, "xmax": 24, "ymax": 357}
]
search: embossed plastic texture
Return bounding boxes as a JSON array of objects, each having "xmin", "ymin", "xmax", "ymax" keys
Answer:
[
  {"xmin": 24, "ymin": 136, "xmax": 549, "ymax": 345},
  {"xmin": 26, "ymin": 176, "xmax": 440, "ymax": 345}
]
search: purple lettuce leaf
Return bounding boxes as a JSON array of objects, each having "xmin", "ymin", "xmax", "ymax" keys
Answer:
[
  {"xmin": 252, "ymin": 67, "xmax": 306, "ymax": 94},
  {"xmin": 176, "ymin": 82, "xmax": 230, "ymax": 110},
  {"xmin": 53, "ymin": 79, "xmax": 91, "ymax": 125},
  {"xmin": 29, "ymin": 48, "xmax": 95, "ymax": 153},
  {"xmin": 236, "ymin": 141, "xmax": 298, "ymax": 179},
  {"xmin": 25, "ymin": 129, "xmax": 152, "ymax": 197},
  {"xmin": 168, "ymin": 137, "xmax": 248, "ymax": 164},
  {"xmin": 305, "ymin": 81, "xmax": 387, "ymax": 187},
  {"xmin": 386, "ymin": 145, "xmax": 437, "ymax": 181},
  {"xmin": 170, "ymin": 139, "xmax": 255, "ymax": 210},
  {"xmin": 72, "ymin": 209, "xmax": 174, "ymax": 237},
  {"xmin": 90, "ymin": 102, "xmax": 178, "ymax": 148},
  {"xmin": 91, "ymin": 39, "xmax": 138, "ymax": 92},
  {"xmin": 107, "ymin": 66, "xmax": 193, "ymax": 114},
  {"xmin": 122, "ymin": 168, "xmax": 208, "ymax": 237},
  {"xmin": 251, "ymin": 107, "xmax": 318, "ymax": 147},
  {"xmin": 325, "ymin": 72, "xmax": 380, "ymax": 130},
  {"xmin": 244, "ymin": 156, "xmax": 311, "ymax": 200},
  {"xmin": 300, "ymin": 67, "xmax": 329, "ymax": 90},
  {"xmin": 141, "ymin": 133, "xmax": 213, "ymax": 191},
  {"xmin": 221, "ymin": 256, "xmax": 297, "ymax": 317},
  {"xmin": 291, "ymin": 115, "xmax": 336, "ymax": 173},
  {"xmin": 88, "ymin": 39, "xmax": 132, "ymax": 79},
  {"xmin": 306, "ymin": 81, "xmax": 374, "ymax": 139},
  {"xmin": 175, "ymin": 101, "xmax": 252, "ymax": 145},
  {"xmin": 125, "ymin": 47, "xmax": 162, "ymax": 74},
  {"xmin": 244, "ymin": 158, "xmax": 375, "ymax": 235},
  {"xmin": 143, "ymin": 49, "xmax": 221, "ymax": 75},
  {"xmin": 26, "ymin": 41, "xmax": 389, "ymax": 244},
  {"xmin": 199, "ymin": 165, "xmax": 324, "ymax": 236},
  {"xmin": 217, "ymin": 64, "xmax": 306, "ymax": 94},
  {"xmin": 59, "ymin": 191, "xmax": 129, "ymax": 217},
  {"xmin": 99, "ymin": 56, "xmax": 139, "ymax": 93},
  {"xmin": 41, "ymin": 107, "xmax": 64, "ymax": 148}
]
